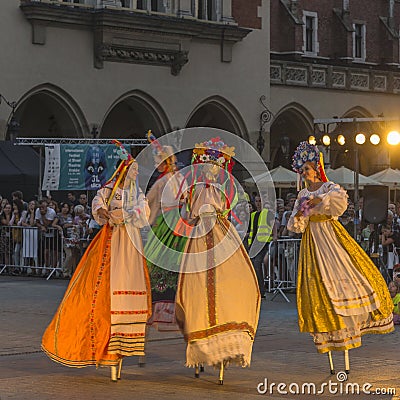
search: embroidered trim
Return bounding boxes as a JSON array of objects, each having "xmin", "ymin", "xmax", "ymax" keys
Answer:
[
  {"xmin": 110, "ymin": 310, "xmax": 148, "ymax": 315},
  {"xmin": 185, "ymin": 321, "xmax": 255, "ymax": 342},
  {"xmin": 110, "ymin": 332, "xmax": 145, "ymax": 338},
  {"xmin": 112, "ymin": 290, "xmax": 147, "ymax": 295}
]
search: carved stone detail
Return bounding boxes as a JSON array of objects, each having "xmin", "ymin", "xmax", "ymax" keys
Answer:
[
  {"xmin": 332, "ymin": 71, "xmax": 346, "ymax": 87},
  {"xmin": 373, "ymin": 75, "xmax": 387, "ymax": 91},
  {"xmin": 285, "ymin": 67, "xmax": 307, "ymax": 84},
  {"xmin": 350, "ymin": 73, "xmax": 369, "ymax": 90},
  {"xmin": 393, "ymin": 77, "xmax": 400, "ymax": 92},
  {"xmin": 96, "ymin": 45, "xmax": 189, "ymax": 75},
  {"xmin": 270, "ymin": 65, "xmax": 282, "ymax": 81},
  {"xmin": 311, "ymin": 69, "xmax": 326, "ymax": 86}
]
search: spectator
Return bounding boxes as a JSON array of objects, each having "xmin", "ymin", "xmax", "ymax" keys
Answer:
[
  {"xmin": 9, "ymin": 199, "xmax": 24, "ymax": 274},
  {"xmin": 0, "ymin": 202, "xmax": 12, "ymax": 268},
  {"xmin": 12, "ymin": 190, "xmax": 28, "ymax": 211},
  {"xmin": 35, "ymin": 199, "xmax": 57, "ymax": 275},
  {"xmin": 388, "ymin": 280, "xmax": 400, "ymax": 325},
  {"xmin": 48, "ymin": 199, "xmax": 60, "ymax": 214},
  {"xmin": 21, "ymin": 199, "xmax": 39, "ymax": 274},
  {"xmin": 73, "ymin": 204, "xmax": 90, "ymax": 255},
  {"xmin": 78, "ymin": 193, "xmax": 91, "ymax": 215},
  {"xmin": 53, "ymin": 202, "xmax": 80, "ymax": 278},
  {"xmin": 66, "ymin": 191, "xmax": 80, "ymax": 208},
  {"xmin": 381, "ymin": 223, "xmax": 400, "ymax": 278}
]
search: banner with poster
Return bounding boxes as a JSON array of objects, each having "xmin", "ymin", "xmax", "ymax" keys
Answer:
[{"xmin": 42, "ymin": 144, "xmax": 127, "ymax": 191}]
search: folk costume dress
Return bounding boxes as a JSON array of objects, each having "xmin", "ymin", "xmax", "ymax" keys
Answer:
[
  {"xmin": 145, "ymin": 171, "xmax": 188, "ymax": 331},
  {"xmin": 175, "ymin": 182, "xmax": 260, "ymax": 367},
  {"xmin": 42, "ymin": 183, "xmax": 152, "ymax": 368},
  {"xmin": 287, "ymin": 181, "xmax": 394, "ymax": 353}
]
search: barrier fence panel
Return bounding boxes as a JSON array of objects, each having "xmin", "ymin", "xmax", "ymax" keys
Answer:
[
  {"xmin": 0, "ymin": 226, "xmax": 64, "ymax": 280},
  {"xmin": 265, "ymin": 238, "xmax": 301, "ymax": 302}
]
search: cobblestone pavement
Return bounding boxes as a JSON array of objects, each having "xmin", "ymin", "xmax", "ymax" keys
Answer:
[{"xmin": 0, "ymin": 276, "xmax": 399, "ymax": 400}]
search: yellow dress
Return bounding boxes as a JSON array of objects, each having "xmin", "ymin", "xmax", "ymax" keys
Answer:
[
  {"xmin": 41, "ymin": 185, "xmax": 152, "ymax": 367},
  {"xmin": 175, "ymin": 184, "xmax": 260, "ymax": 367},
  {"xmin": 288, "ymin": 181, "xmax": 394, "ymax": 353}
]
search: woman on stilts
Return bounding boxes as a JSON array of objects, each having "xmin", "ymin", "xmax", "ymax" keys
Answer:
[
  {"xmin": 42, "ymin": 141, "xmax": 152, "ymax": 381},
  {"xmin": 145, "ymin": 131, "xmax": 188, "ymax": 331},
  {"xmin": 175, "ymin": 137, "xmax": 261, "ymax": 384},
  {"xmin": 287, "ymin": 141, "xmax": 394, "ymax": 374}
]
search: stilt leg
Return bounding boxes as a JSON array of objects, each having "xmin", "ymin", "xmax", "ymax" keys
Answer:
[
  {"xmin": 138, "ymin": 355, "xmax": 146, "ymax": 367},
  {"xmin": 218, "ymin": 362, "xmax": 224, "ymax": 385},
  {"xmin": 344, "ymin": 350, "xmax": 350, "ymax": 374},
  {"xmin": 327, "ymin": 351, "xmax": 335, "ymax": 375},
  {"xmin": 195, "ymin": 365, "xmax": 200, "ymax": 378},
  {"xmin": 110, "ymin": 365, "xmax": 117, "ymax": 382},
  {"xmin": 117, "ymin": 358, "xmax": 123, "ymax": 380},
  {"xmin": 200, "ymin": 365, "xmax": 204, "ymax": 372}
]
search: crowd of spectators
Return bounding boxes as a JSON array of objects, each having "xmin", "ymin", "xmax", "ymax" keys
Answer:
[{"xmin": 0, "ymin": 191, "xmax": 100, "ymax": 278}]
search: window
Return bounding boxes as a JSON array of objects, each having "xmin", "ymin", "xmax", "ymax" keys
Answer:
[
  {"xmin": 136, "ymin": 0, "xmax": 166, "ymax": 12},
  {"xmin": 197, "ymin": 0, "xmax": 221, "ymax": 21},
  {"xmin": 302, "ymin": 11, "xmax": 319, "ymax": 56},
  {"xmin": 353, "ymin": 23, "xmax": 366, "ymax": 60}
]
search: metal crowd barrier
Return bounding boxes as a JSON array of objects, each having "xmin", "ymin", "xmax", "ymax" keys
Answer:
[
  {"xmin": 264, "ymin": 238, "xmax": 301, "ymax": 302},
  {"xmin": 0, "ymin": 226, "xmax": 64, "ymax": 280}
]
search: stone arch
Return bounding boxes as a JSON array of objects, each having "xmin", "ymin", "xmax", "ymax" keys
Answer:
[
  {"xmin": 270, "ymin": 103, "xmax": 314, "ymax": 168},
  {"xmin": 186, "ymin": 96, "xmax": 249, "ymax": 140},
  {"xmin": 100, "ymin": 90, "xmax": 171, "ymax": 145},
  {"xmin": 10, "ymin": 83, "xmax": 88, "ymax": 139}
]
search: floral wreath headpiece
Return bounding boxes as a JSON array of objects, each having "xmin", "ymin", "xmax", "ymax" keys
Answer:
[
  {"xmin": 291, "ymin": 141, "xmax": 328, "ymax": 183},
  {"xmin": 191, "ymin": 137, "xmax": 235, "ymax": 171},
  {"xmin": 102, "ymin": 140, "xmax": 137, "ymax": 205},
  {"xmin": 147, "ymin": 130, "xmax": 176, "ymax": 173}
]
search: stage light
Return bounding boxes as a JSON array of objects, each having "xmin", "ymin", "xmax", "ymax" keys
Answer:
[
  {"xmin": 369, "ymin": 134, "xmax": 380, "ymax": 145},
  {"xmin": 337, "ymin": 134, "xmax": 346, "ymax": 146},
  {"xmin": 355, "ymin": 133, "xmax": 366, "ymax": 145},
  {"xmin": 322, "ymin": 134, "xmax": 331, "ymax": 146},
  {"xmin": 387, "ymin": 130, "xmax": 400, "ymax": 145},
  {"xmin": 308, "ymin": 135, "xmax": 316, "ymax": 145}
]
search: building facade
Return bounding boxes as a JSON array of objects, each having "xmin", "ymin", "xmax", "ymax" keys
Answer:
[
  {"xmin": 0, "ymin": 0, "xmax": 269, "ymax": 165},
  {"xmin": 270, "ymin": 0, "xmax": 400, "ymax": 174}
]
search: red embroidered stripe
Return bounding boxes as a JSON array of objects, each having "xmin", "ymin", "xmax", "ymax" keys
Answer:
[
  {"xmin": 112, "ymin": 291, "xmax": 147, "ymax": 295},
  {"xmin": 111, "ymin": 310, "xmax": 148, "ymax": 315},
  {"xmin": 110, "ymin": 332, "xmax": 145, "ymax": 338}
]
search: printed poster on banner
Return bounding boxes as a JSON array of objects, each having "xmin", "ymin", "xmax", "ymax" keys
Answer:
[{"xmin": 42, "ymin": 144, "xmax": 125, "ymax": 191}]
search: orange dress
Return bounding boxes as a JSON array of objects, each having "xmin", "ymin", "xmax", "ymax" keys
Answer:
[{"xmin": 42, "ymin": 185, "xmax": 151, "ymax": 367}]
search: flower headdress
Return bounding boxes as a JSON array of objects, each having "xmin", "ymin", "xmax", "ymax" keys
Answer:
[
  {"xmin": 184, "ymin": 137, "xmax": 237, "ymax": 215},
  {"xmin": 147, "ymin": 130, "xmax": 176, "ymax": 173},
  {"xmin": 103, "ymin": 140, "xmax": 137, "ymax": 206},
  {"xmin": 291, "ymin": 141, "xmax": 328, "ymax": 187},
  {"xmin": 191, "ymin": 137, "xmax": 235, "ymax": 172}
]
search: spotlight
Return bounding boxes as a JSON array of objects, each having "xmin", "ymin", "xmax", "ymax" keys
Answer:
[
  {"xmin": 387, "ymin": 130, "xmax": 400, "ymax": 146},
  {"xmin": 337, "ymin": 134, "xmax": 346, "ymax": 146},
  {"xmin": 308, "ymin": 135, "xmax": 317, "ymax": 145},
  {"xmin": 355, "ymin": 133, "xmax": 366, "ymax": 145},
  {"xmin": 322, "ymin": 135, "xmax": 331, "ymax": 146},
  {"xmin": 369, "ymin": 134, "xmax": 380, "ymax": 145}
]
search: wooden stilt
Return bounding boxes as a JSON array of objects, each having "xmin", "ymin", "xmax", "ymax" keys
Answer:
[
  {"xmin": 219, "ymin": 362, "xmax": 224, "ymax": 385},
  {"xmin": 327, "ymin": 351, "xmax": 335, "ymax": 375},
  {"xmin": 195, "ymin": 365, "xmax": 200, "ymax": 378},
  {"xmin": 110, "ymin": 365, "xmax": 117, "ymax": 382},
  {"xmin": 344, "ymin": 350, "xmax": 350, "ymax": 374},
  {"xmin": 117, "ymin": 358, "xmax": 123, "ymax": 380}
]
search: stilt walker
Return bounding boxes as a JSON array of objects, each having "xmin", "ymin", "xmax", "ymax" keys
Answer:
[
  {"xmin": 145, "ymin": 131, "xmax": 188, "ymax": 331},
  {"xmin": 42, "ymin": 141, "xmax": 152, "ymax": 381},
  {"xmin": 287, "ymin": 141, "xmax": 394, "ymax": 373},
  {"xmin": 175, "ymin": 137, "xmax": 261, "ymax": 384}
]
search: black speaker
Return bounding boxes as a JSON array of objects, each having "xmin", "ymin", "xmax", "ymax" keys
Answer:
[{"xmin": 363, "ymin": 185, "xmax": 388, "ymax": 224}]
